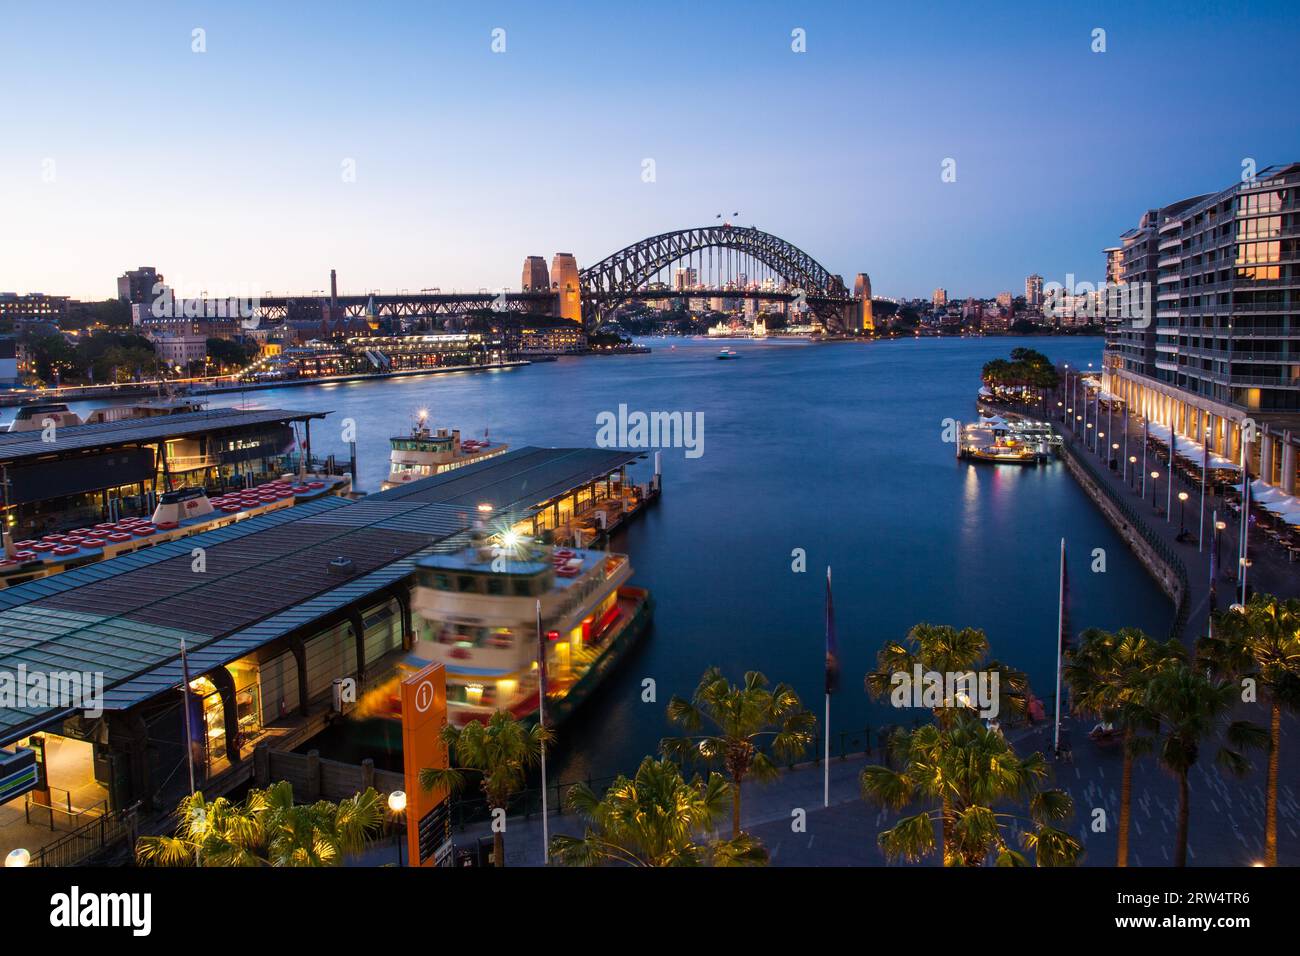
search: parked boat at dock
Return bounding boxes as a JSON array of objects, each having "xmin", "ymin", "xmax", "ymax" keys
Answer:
[{"xmin": 380, "ymin": 413, "xmax": 508, "ymax": 490}]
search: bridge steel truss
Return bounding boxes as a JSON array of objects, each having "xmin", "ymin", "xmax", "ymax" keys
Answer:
[{"xmin": 579, "ymin": 225, "xmax": 854, "ymax": 327}]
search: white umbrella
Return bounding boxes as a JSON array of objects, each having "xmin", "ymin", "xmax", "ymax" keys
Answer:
[{"xmin": 1260, "ymin": 496, "xmax": 1300, "ymax": 514}]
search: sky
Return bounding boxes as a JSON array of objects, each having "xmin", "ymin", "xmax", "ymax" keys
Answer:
[{"xmin": 2, "ymin": 0, "xmax": 1298, "ymax": 302}]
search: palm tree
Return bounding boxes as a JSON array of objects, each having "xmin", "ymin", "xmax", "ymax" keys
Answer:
[
  {"xmin": 1145, "ymin": 662, "xmax": 1268, "ymax": 866},
  {"xmin": 660, "ymin": 668, "xmax": 815, "ymax": 839},
  {"xmin": 1199, "ymin": 594, "xmax": 1300, "ymax": 866},
  {"xmin": 865, "ymin": 623, "xmax": 1029, "ymax": 854},
  {"xmin": 861, "ymin": 715, "xmax": 1080, "ymax": 866},
  {"xmin": 549, "ymin": 756, "xmax": 768, "ymax": 866},
  {"xmin": 418, "ymin": 711, "xmax": 552, "ymax": 868},
  {"xmin": 1064, "ymin": 626, "xmax": 1182, "ymax": 865},
  {"xmin": 865, "ymin": 623, "xmax": 1029, "ymax": 728},
  {"xmin": 135, "ymin": 781, "xmax": 384, "ymax": 866}
]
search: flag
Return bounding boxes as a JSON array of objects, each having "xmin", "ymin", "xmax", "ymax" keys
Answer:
[
  {"xmin": 824, "ymin": 567, "xmax": 839, "ymax": 695},
  {"xmin": 1058, "ymin": 544, "xmax": 1072, "ymax": 654},
  {"xmin": 535, "ymin": 599, "xmax": 547, "ymax": 710}
]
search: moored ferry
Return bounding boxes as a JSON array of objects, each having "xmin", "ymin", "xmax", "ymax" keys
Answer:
[
  {"xmin": 381, "ymin": 413, "xmax": 508, "ymax": 490},
  {"xmin": 405, "ymin": 529, "xmax": 652, "ymax": 727}
]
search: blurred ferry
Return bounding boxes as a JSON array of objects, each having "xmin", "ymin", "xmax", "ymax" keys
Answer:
[
  {"xmin": 381, "ymin": 413, "xmax": 507, "ymax": 490},
  {"xmin": 403, "ymin": 529, "xmax": 652, "ymax": 727}
]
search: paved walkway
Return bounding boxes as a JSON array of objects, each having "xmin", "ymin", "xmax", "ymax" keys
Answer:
[{"xmin": 1039, "ymin": 388, "xmax": 1299, "ymax": 641}]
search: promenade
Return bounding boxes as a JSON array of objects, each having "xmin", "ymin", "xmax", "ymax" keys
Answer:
[{"xmin": 1047, "ymin": 388, "xmax": 1300, "ymax": 642}]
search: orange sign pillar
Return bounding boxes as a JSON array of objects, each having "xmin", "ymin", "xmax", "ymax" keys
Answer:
[{"xmin": 400, "ymin": 662, "xmax": 451, "ymax": 867}]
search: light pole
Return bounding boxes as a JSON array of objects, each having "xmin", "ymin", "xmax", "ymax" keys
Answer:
[
  {"xmin": 1111, "ymin": 442, "xmax": 1119, "ymax": 470},
  {"xmin": 1129, "ymin": 456, "xmax": 1138, "ymax": 491},
  {"xmin": 388, "ymin": 790, "xmax": 407, "ymax": 867},
  {"xmin": 1215, "ymin": 518, "xmax": 1227, "ymax": 572},
  {"xmin": 1240, "ymin": 557, "xmax": 1253, "ymax": 605},
  {"xmin": 1151, "ymin": 470, "xmax": 1160, "ymax": 510},
  {"xmin": 1178, "ymin": 491, "xmax": 1189, "ymax": 535}
]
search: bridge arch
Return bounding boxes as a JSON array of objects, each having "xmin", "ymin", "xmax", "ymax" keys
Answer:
[{"xmin": 579, "ymin": 225, "xmax": 851, "ymax": 326}]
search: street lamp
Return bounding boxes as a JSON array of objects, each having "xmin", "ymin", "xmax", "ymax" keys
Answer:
[
  {"xmin": 388, "ymin": 790, "xmax": 407, "ymax": 867},
  {"xmin": 1129, "ymin": 455, "xmax": 1137, "ymax": 489},
  {"xmin": 4, "ymin": 848, "xmax": 30, "ymax": 867},
  {"xmin": 1215, "ymin": 519, "xmax": 1227, "ymax": 570},
  {"xmin": 1111, "ymin": 442, "xmax": 1119, "ymax": 469},
  {"xmin": 1178, "ymin": 491, "xmax": 1189, "ymax": 535},
  {"xmin": 1240, "ymin": 557, "xmax": 1253, "ymax": 604},
  {"xmin": 1151, "ymin": 470, "xmax": 1160, "ymax": 509}
]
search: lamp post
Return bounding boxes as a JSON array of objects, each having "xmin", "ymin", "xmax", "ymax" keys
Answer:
[
  {"xmin": 1129, "ymin": 456, "xmax": 1138, "ymax": 491},
  {"xmin": 1151, "ymin": 470, "xmax": 1160, "ymax": 509},
  {"xmin": 1178, "ymin": 491, "xmax": 1189, "ymax": 535},
  {"xmin": 1111, "ymin": 442, "xmax": 1119, "ymax": 470},
  {"xmin": 388, "ymin": 790, "xmax": 407, "ymax": 867},
  {"xmin": 4, "ymin": 848, "xmax": 30, "ymax": 867},
  {"xmin": 1240, "ymin": 557, "xmax": 1253, "ymax": 605}
]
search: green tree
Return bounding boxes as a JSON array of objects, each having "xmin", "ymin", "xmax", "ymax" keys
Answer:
[
  {"xmin": 660, "ymin": 668, "xmax": 815, "ymax": 839},
  {"xmin": 1145, "ymin": 662, "xmax": 1267, "ymax": 866},
  {"xmin": 1064, "ymin": 627, "xmax": 1182, "ymax": 865},
  {"xmin": 134, "ymin": 781, "xmax": 384, "ymax": 867},
  {"xmin": 861, "ymin": 715, "xmax": 1081, "ymax": 866},
  {"xmin": 549, "ymin": 756, "xmax": 768, "ymax": 867},
  {"xmin": 1200, "ymin": 595, "xmax": 1300, "ymax": 866},
  {"xmin": 418, "ymin": 712, "xmax": 552, "ymax": 868}
]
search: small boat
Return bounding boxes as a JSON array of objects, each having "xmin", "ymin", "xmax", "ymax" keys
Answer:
[
  {"xmin": 716, "ymin": 349, "xmax": 740, "ymax": 360},
  {"xmin": 381, "ymin": 413, "xmax": 508, "ymax": 490}
]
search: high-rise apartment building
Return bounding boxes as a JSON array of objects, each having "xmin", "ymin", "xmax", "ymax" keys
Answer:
[
  {"xmin": 1025, "ymin": 274, "xmax": 1043, "ymax": 309},
  {"xmin": 117, "ymin": 266, "xmax": 163, "ymax": 304},
  {"xmin": 932, "ymin": 288, "xmax": 947, "ymax": 308},
  {"xmin": 1104, "ymin": 163, "xmax": 1300, "ymax": 492},
  {"xmin": 673, "ymin": 267, "xmax": 698, "ymax": 291}
]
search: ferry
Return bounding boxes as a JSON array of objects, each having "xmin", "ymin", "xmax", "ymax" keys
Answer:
[
  {"xmin": 5, "ymin": 403, "xmax": 83, "ymax": 432},
  {"xmin": 380, "ymin": 413, "xmax": 508, "ymax": 490},
  {"xmin": 0, "ymin": 473, "xmax": 350, "ymax": 588},
  {"xmin": 5, "ymin": 395, "xmax": 206, "ymax": 432},
  {"xmin": 956, "ymin": 416, "xmax": 1051, "ymax": 465},
  {"xmin": 404, "ymin": 529, "xmax": 652, "ymax": 727}
]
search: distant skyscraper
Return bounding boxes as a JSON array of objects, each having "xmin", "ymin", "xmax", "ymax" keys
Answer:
[
  {"xmin": 118, "ymin": 266, "xmax": 163, "ymax": 304},
  {"xmin": 996, "ymin": 291, "xmax": 1013, "ymax": 310},
  {"xmin": 550, "ymin": 253, "xmax": 581, "ymax": 323},
  {"xmin": 672, "ymin": 267, "xmax": 698, "ymax": 291},
  {"xmin": 853, "ymin": 273, "xmax": 874, "ymax": 332},
  {"xmin": 521, "ymin": 256, "xmax": 550, "ymax": 292},
  {"xmin": 932, "ymin": 288, "xmax": 947, "ymax": 307},
  {"xmin": 1025, "ymin": 274, "xmax": 1043, "ymax": 309}
]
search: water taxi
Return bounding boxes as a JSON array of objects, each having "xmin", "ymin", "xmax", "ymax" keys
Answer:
[
  {"xmin": 716, "ymin": 348, "xmax": 740, "ymax": 360},
  {"xmin": 405, "ymin": 529, "xmax": 652, "ymax": 727},
  {"xmin": 381, "ymin": 413, "xmax": 508, "ymax": 490},
  {"xmin": 957, "ymin": 418, "xmax": 1042, "ymax": 465},
  {"xmin": 0, "ymin": 473, "xmax": 350, "ymax": 588}
]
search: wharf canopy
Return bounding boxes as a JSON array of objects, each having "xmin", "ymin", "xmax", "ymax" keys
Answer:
[
  {"xmin": 0, "ymin": 406, "xmax": 329, "ymax": 536},
  {"xmin": 0, "ymin": 446, "xmax": 639, "ymax": 815}
]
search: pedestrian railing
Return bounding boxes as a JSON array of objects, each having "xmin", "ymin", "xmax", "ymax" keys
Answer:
[{"xmin": 32, "ymin": 803, "xmax": 140, "ymax": 867}]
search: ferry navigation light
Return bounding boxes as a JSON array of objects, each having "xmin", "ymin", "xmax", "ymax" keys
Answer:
[{"xmin": 5, "ymin": 848, "xmax": 30, "ymax": 867}]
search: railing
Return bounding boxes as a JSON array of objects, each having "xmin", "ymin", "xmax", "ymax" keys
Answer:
[{"xmin": 32, "ymin": 803, "xmax": 140, "ymax": 867}]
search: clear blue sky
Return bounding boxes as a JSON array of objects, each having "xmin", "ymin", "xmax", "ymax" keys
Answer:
[{"xmin": 2, "ymin": 0, "xmax": 1297, "ymax": 301}]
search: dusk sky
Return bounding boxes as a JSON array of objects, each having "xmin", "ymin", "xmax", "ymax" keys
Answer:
[{"xmin": 3, "ymin": 0, "xmax": 1298, "ymax": 301}]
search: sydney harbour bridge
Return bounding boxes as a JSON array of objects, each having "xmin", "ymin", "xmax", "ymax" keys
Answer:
[{"xmin": 252, "ymin": 224, "xmax": 874, "ymax": 333}]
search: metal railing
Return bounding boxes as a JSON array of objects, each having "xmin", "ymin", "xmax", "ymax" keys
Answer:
[{"xmin": 31, "ymin": 803, "xmax": 140, "ymax": 867}]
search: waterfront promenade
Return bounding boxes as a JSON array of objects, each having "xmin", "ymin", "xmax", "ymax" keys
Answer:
[
  {"xmin": 1050, "ymin": 393, "xmax": 1300, "ymax": 641},
  {"xmin": 372, "ymin": 707, "xmax": 1299, "ymax": 867}
]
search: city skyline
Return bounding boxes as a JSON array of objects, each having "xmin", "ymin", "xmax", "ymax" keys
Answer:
[{"xmin": 4, "ymin": 1, "xmax": 1299, "ymax": 301}]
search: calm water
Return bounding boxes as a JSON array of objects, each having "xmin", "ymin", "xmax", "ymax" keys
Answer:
[{"xmin": 64, "ymin": 336, "xmax": 1169, "ymax": 781}]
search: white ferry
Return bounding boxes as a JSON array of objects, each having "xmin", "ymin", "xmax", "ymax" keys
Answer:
[
  {"xmin": 404, "ymin": 529, "xmax": 652, "ymax": 727},
  {"xmin": 380, "ymin": 413, "xmax": 508, "ymax": 490}
]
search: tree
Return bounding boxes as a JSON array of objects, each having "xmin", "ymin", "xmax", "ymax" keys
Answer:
[
  {"xmin": 418, "ymin": 711, "xmax": 552, "ymax": 868},
  {"xmin": 866, "ymin": 623, "xmax": 1030, "ymax": 858},
  {"xmin": 1065, "ymin": 627, "xmax": 1182, "ymax": 865},
  {"xmin": 861, "ymin": 715, "xmax": 1080, "ymax": 866},
  {"xmin": 134, "ymin": 781, "xmax": 384, "ymax": 867},
  {"xmin": 1200, "ymin": 595, "xmax": 1300, "ymax": 866},
  {"xmin": 660, "ymin": 668, "xmax": 815, "ymax": 839},
  {"xmin": 549, "ymin": 756, "xmax": 768, "ymax": 866},
  {"xmin": 1145, "ymin": 663, "xmax": 1267, "ymax": 866}
]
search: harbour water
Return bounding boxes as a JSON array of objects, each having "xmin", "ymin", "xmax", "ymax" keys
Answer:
[{"xmin": 61, "ymin": 336, "xmax": 1171, "ymax": 782}]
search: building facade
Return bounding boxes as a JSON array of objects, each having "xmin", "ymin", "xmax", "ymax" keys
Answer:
[{"xmin": 1104, "ymin": 163, "xmax": 1300, "ymax": 492}]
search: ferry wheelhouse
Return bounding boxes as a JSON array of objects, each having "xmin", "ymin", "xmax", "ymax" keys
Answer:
[
  {"xmin": 407, "ymin": 530, "xmax": 651, "ymax": 726},
  {"xmin": 381, "ymin": 415, "xmax": 507, "ymax": 490}
]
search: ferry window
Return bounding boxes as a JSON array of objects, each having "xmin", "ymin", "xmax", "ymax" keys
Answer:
[
  {"xmin": 457, "ymin": 575, "xmax": 477, "ymax": 593},
  {"xmin": 487, "ymin": 628, "xmax": 513, "ymax": 649},
  {"xmin": 431, "ymin": 573, "xmax": 451, "ymax": 590},
  {"xmin": 487, "ymin": 577, "xmax": 506, "ymax": 595},
  {"xmin": 512, "ymin": 578, "xmax": 534, "ymax": 596}
]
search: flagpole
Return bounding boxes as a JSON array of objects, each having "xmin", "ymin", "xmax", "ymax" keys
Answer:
[
  {"xmin": 536, "ymin": 598, "xmax": 549, "ymax": 864},
  {"xmin": 824, "ymin": 566, "xmax": 831, "ymax": 809},
  {"xmin": 179, "ymin": 638, "xmax": 196, "ymax": 796},
  {"xmin": 1199, "ymin": 419, "xmax": 1208, "ymax": 552},
  {"xmin": 1053, "ymin": 538, "xmax": 1065, "ymax": 757}
]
